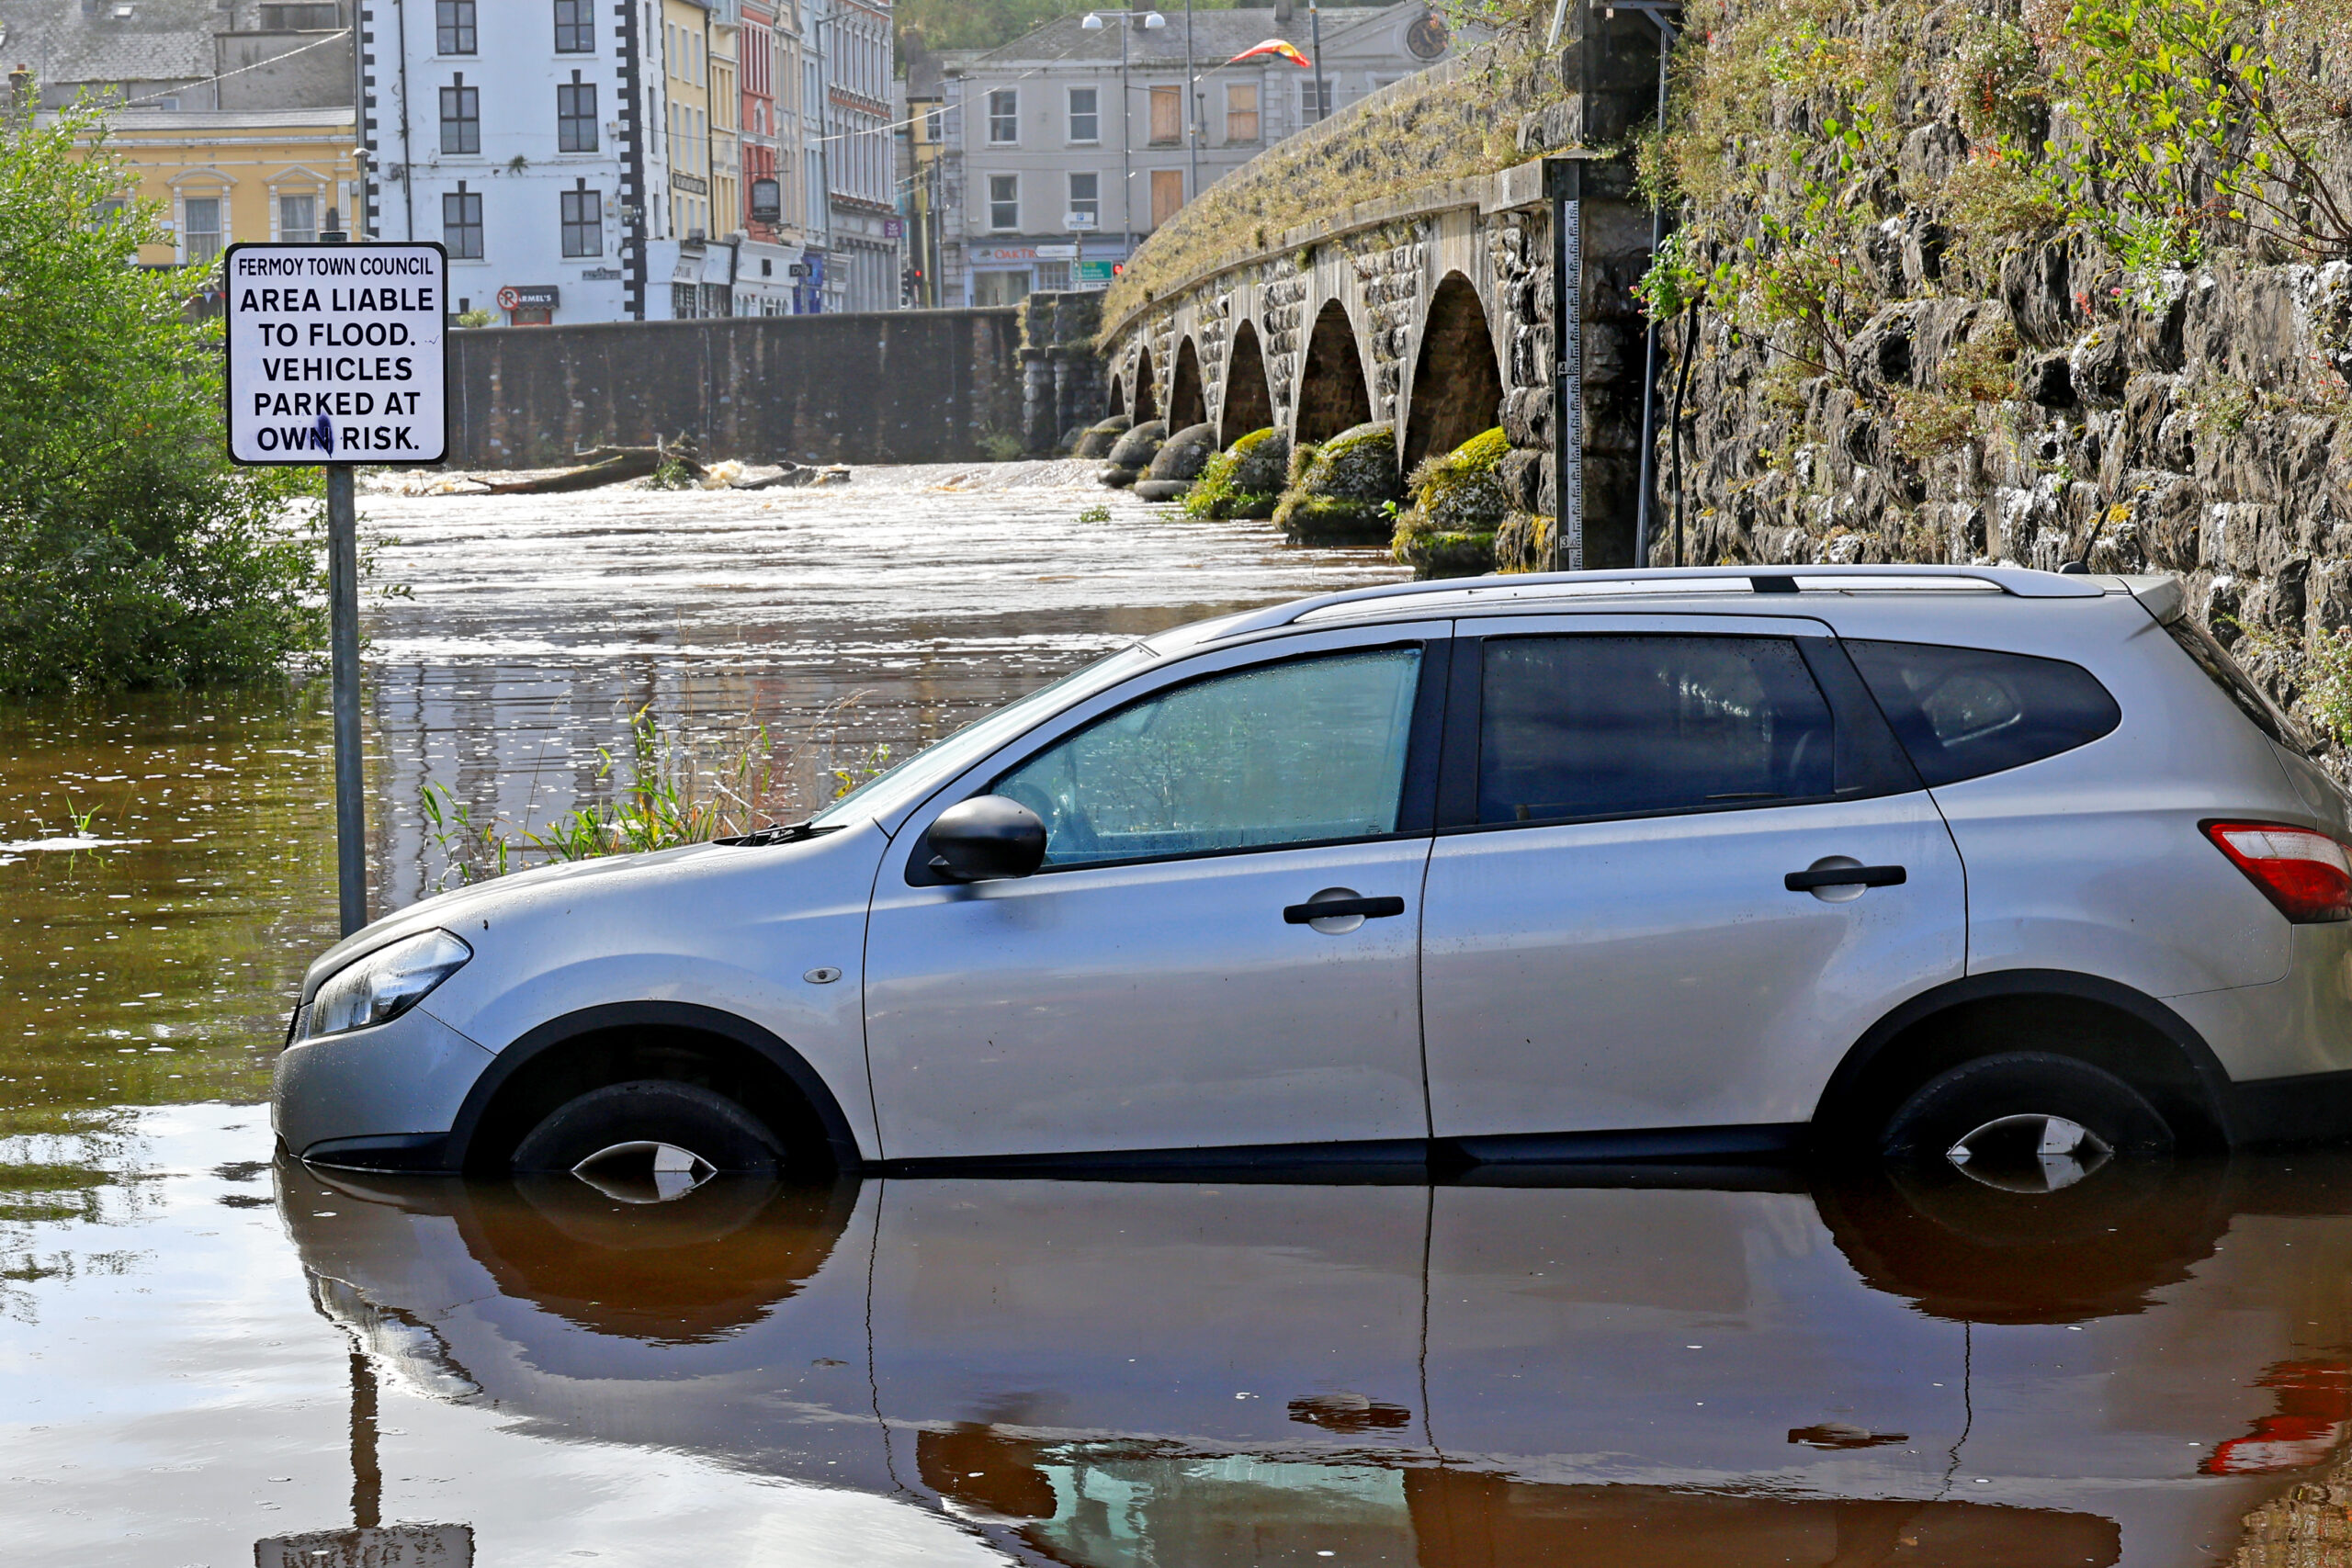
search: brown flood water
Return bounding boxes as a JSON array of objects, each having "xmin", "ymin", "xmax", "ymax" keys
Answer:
[{"xmin": 3, "ymin": 465, "xmax": 2350, "ymax": 1566}]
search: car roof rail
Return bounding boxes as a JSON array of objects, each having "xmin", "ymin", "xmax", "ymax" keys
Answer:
[{"xmin": 1216, "ymin": 564, "xmax": 2109, "ymax": 639}]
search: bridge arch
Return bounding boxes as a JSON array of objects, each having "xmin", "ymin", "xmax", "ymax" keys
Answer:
[
  {"xmin": 1218, "ymin": 320, "xmax": 1275, "ymax": 446},
  {"xmin": 1294, "ymin": 299, "xmax": 1373, "ymax": 444},
  {"xmin": 1168, "ymin": 337, "xmax": 1207, "ymax": 431},
  {"xmin": 1129, "ymin": 346, "xmax": 1158, "ymax": 423},
  {"xmin": 1403, "ymin": 272, "xmax": 1507, "ymax": 472}
]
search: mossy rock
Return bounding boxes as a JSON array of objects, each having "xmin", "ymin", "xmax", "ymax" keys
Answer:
[
  {"xmin": 1135, "ymin": 422, "xmax": 1220, "ymax": 500},
  {"xmin": 1099, "ymin": 419, "xmax": 1167, "ymax": 489},
  {"xmin": 1182, "ymin": 427, "xmax": 1290, "ymax": 520},
  {"xmin": 1493, "ymin": 511, "xmax": 1555, "ymax": 573},
  {"xmin": 1073, "ymin": 413, "xmax": 1133, "ymax": 459},
  {"xmin": 1396, "ymin": 530, "xmax": 1500, "ymax": 580},
  {"xmin": 1272, "ymin": 422, "xmax": 1400, "ymax": 545},
  {"xmin": 1226, "ymin": 427, "xmax": 1291, "ymax": 494},
  {"xmin": 1392, "ymin": 427, "xmax": 1513, "ymax": 579}
]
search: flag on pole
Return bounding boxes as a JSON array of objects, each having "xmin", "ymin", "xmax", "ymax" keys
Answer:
[{"xmin": 1227, "ymin": 38, "xmax": 1313, "ymax": 68}]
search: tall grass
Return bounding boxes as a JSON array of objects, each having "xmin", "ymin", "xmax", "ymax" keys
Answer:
[{"xmin": 419, "ymin": 698, "xmax": 891, "ymax": 888}]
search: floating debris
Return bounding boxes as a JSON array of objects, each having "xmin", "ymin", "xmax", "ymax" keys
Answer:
[{"xmin": 0, "ymin": 835, "xmax": 148, "ymax": 852}]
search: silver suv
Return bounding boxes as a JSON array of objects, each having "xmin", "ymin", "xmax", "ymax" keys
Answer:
[{"xmin": 273, "ymin": 566, "xmax": 2352, "ymax": 1184}]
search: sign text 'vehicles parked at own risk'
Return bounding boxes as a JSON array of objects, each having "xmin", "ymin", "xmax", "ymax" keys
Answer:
[{"xmin": 223, "ymin": 243, "xmax": 450, "ymax": 465}]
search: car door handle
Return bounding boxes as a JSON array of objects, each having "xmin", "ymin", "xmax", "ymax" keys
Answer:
[
  {"xmin": 1784, "ymin": 864, "xmax": 1907, "ymax": 891},
  {"xmin": 1283, "ymin": 895, "xmax": 1407, "ymax": 924}
]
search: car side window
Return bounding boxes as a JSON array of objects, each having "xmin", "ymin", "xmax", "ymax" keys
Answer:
[
  {"xmin": 1844, "ymin": 639, "xmax": 2120, "ymax": 786},
  {"xmin": 993, "ymin": 647, "xmax": 1423, "ymax": 868},
  {"xmin": 1477, "ymin": 636, "xmax": 1836, "ymax": 826}
]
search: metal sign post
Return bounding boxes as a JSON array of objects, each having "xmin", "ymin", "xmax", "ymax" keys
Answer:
[
  {"xmin": 1545, "ymin": 157, "xmax": 1585, "ymax": 573},
  {"xmin": 221, "ymin": 240, "xmax": 450, "ymax": 936}
]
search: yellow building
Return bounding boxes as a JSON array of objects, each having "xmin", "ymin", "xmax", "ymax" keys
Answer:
[
  {"xmin": 77, "ymin": 106, "xmax": 361, "ymax": 268},
  {"xmin": 661, "ymin": 0, "xmax": 718, "ymax": 241}
]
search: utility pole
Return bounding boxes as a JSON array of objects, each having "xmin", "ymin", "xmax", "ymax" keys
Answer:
[
  {"xmin": 1309, "ymin": 0, "xmax": 1326, "ymax": 121},
  {"xmin": 1081, "ymin": 12, "xmax": 1166, "ymax": 272},
  {"xmin": 324, "ymin": 228, "xmax": 366, "ymax": 936},
  {"xmin": 1185, "ymin": 0, "xmax": 1197, "ymax": 196},
  {"xmin": 1121, "ymin": 17, "xmax": 1133, "ymax": 256},
  {"xmin": 1626, "ymin": 2, "xmax": 1680, "ymax": 570}
]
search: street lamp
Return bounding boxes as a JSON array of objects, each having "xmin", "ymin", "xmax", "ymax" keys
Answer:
[{"xmin": 1080, "ymin": 8, "xmax": 1167, "ymax": 273}]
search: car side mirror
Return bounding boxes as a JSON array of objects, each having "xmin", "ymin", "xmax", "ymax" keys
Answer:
[{"xmin": 927, "ymin": 795, "xmax": 1046, "ymax": 882}]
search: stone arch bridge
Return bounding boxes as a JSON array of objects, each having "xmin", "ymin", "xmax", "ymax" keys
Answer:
[{"xmin": 1093, "ymin": 155, "xmax": 1654, "ymax": 569}]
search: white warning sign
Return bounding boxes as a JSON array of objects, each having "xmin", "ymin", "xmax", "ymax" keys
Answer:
[{"xmin": 224, "ymin": 242, "xmax": 449, "ymax": 465}]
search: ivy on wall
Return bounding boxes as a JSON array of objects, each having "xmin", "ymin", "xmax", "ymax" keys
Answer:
[{"xmin": 1640, "ymin": 0, "xmax": 2352, "ymax": 384}]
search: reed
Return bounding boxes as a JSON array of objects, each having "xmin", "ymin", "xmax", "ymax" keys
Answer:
[{"xmin": 420, "ymin": 698, "xmax": 892, "ymax": 888}]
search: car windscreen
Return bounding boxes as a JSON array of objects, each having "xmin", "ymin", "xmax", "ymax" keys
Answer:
[
  {"xmin": 808, "ymin": 644, "xmax": 1160, "ymax": 830},
  {"xmin": 1844, "ymin": 639, "xmax": 2120, "ymax": 786}
]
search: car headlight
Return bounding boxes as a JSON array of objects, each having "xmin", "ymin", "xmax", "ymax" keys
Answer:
[{"xmin": 302, "ymin": 929, "xmax": 472, "ymax": 1041}]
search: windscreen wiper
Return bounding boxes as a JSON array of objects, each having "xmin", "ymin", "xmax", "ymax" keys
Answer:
[{"xmin": 715, "ymin": 820, "xmax": 846, "ymax": 848}]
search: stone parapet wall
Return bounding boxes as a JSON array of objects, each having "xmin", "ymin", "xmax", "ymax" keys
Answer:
[{"xmin": 445, "ymin": 309, "xmax": 1025, "ymax": 469}]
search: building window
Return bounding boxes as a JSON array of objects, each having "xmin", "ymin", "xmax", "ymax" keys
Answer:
[
  {"xmin": 1298, "ymin": 78, "xmax": 1332, "ymax": 121},
  {"xmin": 1149, "ymin": 167, "xmax": 1183, "ymax": 228},
  {"xmin": 1067, "ymin": 170, "xmax": 1098, "ymax": 227},
  {"xmin": 988, "ymin": 88, "xmax": 1017, "ymax": 144},
  {"xmin": 277, "ymin": 191, "xmax": 317, "ymax": 242},
  {"xmin": 1148, "ymin": 85, "xmax": 1181, "ymax": 146},
  {"xmin": 554, "ymin": 0, "xmax": 593, "ymax": 52},
  {"xmin": 440, "ymin": 77, "xmax": 480, "ymax": 154},
  {"xmin": 1225, "ymin": 82, "xmax": 1259, "ymax": 143},
  {"xmin": 558, "ymin": 75, "xmax": 597, "ymax": 152},
  {"xmin": 560, "ymin": 185, "xmax": 602, "ymax": 256},
  {"xmin": 1067, "ymin": 85, "xmax": 1097, "ymax": 143},
  {"xmin": 435, "ymin": 0, "xmax": 474, "ymax": 53},
  {"xmin": 988, "ymin": 173, "xmax": 1018, "ymax": 231},
  {"xmin": 182, "ymin": 195, "xmax": 223, "ymax": 263},
  {"xmin": 443, "ymin": 185, "xmax": 483, "ymax": 257}
]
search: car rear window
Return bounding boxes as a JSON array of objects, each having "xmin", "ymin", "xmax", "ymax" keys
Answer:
[
  {"xmin": 1478, "ymin": 635, "xmax": 1836, "ymax": 824},
  {"xmin": 1844, "ymin": 640, "xmax": 2120, "ymax": 786},
  {"xmin": 2160, "ymin": 615, "xmax": 2313, "ymax": 753}
]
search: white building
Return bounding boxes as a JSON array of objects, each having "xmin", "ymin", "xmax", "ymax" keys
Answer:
[
  {"xmin": 356, "ymin": 0, "xmax": 655, "ymax": 321},
  {"xmin": 356, "ymin": 0, "xmax": 877, "ymax": 320}
]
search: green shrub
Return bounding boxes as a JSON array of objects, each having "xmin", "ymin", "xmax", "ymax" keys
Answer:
[
  {"xmin": 1889, "ymin": 389, "xmax": 1978, "ymax": 459},
  {"xmin": 0, "ymin": 98, "xmax": 323, "ymax": 695}
]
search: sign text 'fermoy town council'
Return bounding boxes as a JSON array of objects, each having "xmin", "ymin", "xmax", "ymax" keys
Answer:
[{"xmin": 224, "ymin": 242, "xmax": 450, "ymax": 466}]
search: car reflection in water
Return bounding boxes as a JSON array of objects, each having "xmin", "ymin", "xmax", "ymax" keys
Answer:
[{"xmin": 276, "ymin": 1152, "xmax": 2352, "ymax": 1567}]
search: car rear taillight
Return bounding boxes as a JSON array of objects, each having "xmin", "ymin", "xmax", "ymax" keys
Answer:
[{"xmin": 2204, "ymin": 821, "xmax": 2352, "ymax": 923}]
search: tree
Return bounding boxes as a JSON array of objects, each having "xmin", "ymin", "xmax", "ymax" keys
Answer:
[{"xmin": 0, "ymin": 98, "xmax": 322, "ymax": 695}]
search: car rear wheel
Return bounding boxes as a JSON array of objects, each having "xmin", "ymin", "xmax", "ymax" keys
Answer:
[
  {"xmin": 510, "ymin": 1079, "xmax": 786, "ymax": 1194},
  {"xmin": 1880, "ymin": 1051, "xmax": 2173, "ymax": 1189}
]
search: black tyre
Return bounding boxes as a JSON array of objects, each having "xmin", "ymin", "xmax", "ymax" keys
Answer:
[
  {"xmin": 510, "ymin": 1079, "xmax": 785, "ymax": 1178},
  {"xmin": 1880, "ymin": 1050, "xmax": 2174, "ymax": 1173}
]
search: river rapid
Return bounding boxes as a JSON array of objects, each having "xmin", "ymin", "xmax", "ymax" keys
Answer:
[{"xmin": 0, "ymin": 465, "xmax": 2348, "ymax": 1567}]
